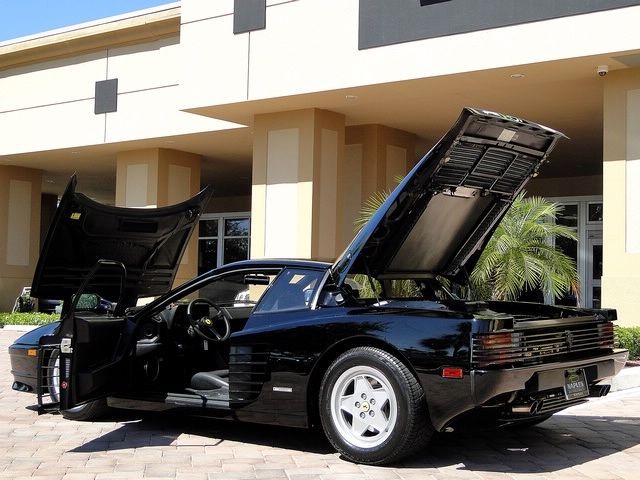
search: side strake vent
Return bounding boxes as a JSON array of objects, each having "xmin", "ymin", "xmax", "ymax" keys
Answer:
[
  {"xmin": 228, "ymin": 345, "xmax": 269, "ymax": 406},
  {"xmin": 433, "ymin": 142, "xmax": 538, "ymax": 196}
]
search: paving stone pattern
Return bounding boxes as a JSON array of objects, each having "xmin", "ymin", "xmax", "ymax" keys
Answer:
[{"xmin": 2, "ymin": 330, "xmax": 640, "ymax": 480}]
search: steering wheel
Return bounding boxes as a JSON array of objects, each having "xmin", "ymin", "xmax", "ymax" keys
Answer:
[{"xmin": 186, "ymin": 298, "xmax": 231, "ymax": 342}]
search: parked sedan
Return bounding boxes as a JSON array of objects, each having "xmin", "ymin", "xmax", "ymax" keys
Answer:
[{"xmin": 9, "ymin": 108, "xmax": 628, "ymax": 465}]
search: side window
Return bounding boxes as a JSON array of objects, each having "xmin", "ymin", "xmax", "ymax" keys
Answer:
[
  {"xmin": 195, "ymin": 271, "xmax": 278, "ymax": 306},
  {"xmin": 254, "ymin": 268, "xmax": 324, "ymax": 313}
]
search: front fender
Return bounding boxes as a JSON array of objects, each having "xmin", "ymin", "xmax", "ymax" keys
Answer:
[{"xmin": 11, "ymin": 321, "xmax": 60, "ymax": 346}]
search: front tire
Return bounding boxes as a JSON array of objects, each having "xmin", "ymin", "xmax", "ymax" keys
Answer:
[
  {"xmin": 48, "ymin": 349, "xmax": 109, "ymax": 421},
  {"xmin": 319, "ymin": 347, "xmax": 432, "ymax": 465}
]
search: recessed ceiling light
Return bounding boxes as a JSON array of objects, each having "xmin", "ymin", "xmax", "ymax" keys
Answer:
[
  {"xmin": 345, "ymin": 94, "xmax": 358, "ymax": 100},
  {"xmin": 510, "ymin": 73, "xmax": 525, "ymax": 79}
]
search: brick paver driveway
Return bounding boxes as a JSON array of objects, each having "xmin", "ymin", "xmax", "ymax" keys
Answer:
[{"xmin": 2, "ymin": 329, "xmax": 640, "ymax": 480}]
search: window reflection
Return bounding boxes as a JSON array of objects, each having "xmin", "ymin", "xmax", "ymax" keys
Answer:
[
  {"xmin": 198, "ymin": 215, "xmax": 250, "ymax": 274},
  {"xmin": 554, "ymin": 204, "xmax": 578, "ymax": 307},
  {"xmin": 588, "ymin": 203, "xmax": 603, "ymax": 223}
]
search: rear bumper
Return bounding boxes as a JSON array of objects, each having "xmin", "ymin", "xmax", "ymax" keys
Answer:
[{"xmin": 472, "ymin": 349, "xmax": 629, "ymax": 406}]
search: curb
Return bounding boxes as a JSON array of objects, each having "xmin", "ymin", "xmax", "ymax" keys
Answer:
[
  {"xmin": 606, "ymin": 366, "xmax": 640, "ymax": 392},
  {"xmin": 1, "ymin": 325, "xmax": 39, "ymax": 332}
]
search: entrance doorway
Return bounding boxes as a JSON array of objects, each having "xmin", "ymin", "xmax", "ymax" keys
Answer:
[{"xmin": 549, "ymin": 196, "xmax": 602, "ymax": 308}]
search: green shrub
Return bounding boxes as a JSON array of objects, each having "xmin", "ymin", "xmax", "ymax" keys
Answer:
[
  {"xmin": 0, "ymin": 312, "xmax": 60, "ymax": 327},
  {"xmin": 617, "ymin": 327, "xmax": 640, "ymax": 360}
]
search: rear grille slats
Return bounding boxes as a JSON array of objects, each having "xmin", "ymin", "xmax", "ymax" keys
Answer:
[{"xmin": 472, "ymin": 323, "xmax": 614, "ymax": 367}]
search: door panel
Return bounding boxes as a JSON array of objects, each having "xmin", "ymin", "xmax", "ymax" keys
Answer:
[{"xmin": 64, "ymin": 315, "xmax": 133, "ymax": 409}]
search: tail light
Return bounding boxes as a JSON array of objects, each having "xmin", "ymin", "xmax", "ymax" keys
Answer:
[
  {"xmin": 599, "ymin": 322, "xmax": 615, "ymax": 348},
  {"xmin": 473, "ymin": 332, "xmax": 522, "ymax": 366}
]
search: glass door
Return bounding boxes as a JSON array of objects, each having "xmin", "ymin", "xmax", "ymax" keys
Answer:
[{"xmin": 586, "ymin": 232, "xmax": 602, "ymax": 309}]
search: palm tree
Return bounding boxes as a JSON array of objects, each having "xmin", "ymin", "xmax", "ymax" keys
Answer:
[
  {"xmin": 470, "ymin": 192, "xmax": 579, "ymax": 302},
  {"xmin": 354, "ymin": 189, "xmax": 580, "ymax": 303}
]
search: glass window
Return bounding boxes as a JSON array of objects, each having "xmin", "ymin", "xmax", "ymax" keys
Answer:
[
  {"xmin": 553, "ymin": 204, "xmax": 578, "ymax": 306},
  {"xmin": 254, "ymin": 269, "xmax": 324, "ymax": 313},
  {"xmin": 592, "ymin": 244, "xmax": 602, "ymax": 280},
  {"xmin": 198, "ymin": 214, "xmax": 250, "ymax": 274},
  {"xmin": 557, "ymin": 204, "xmax": 578, "ymax": 228},
  {"xmin": 198, "ymin": 271, "xmax": 278, "ymax": 306},
  {"xmin": 592, "ymin": 287, "xmax": 601, "ymax": 309},
  {"xmin": 200, "ymin": 219, "xmax": 219, "ymax": 237},
  {"xmin": 588, "ymin": 203, "xmax": 603, "ymax": 223},
  {"xmin": 224, "ymin": 238, "xmax": 249, "ymax": 265},
  {"xmin": 198, "ymin": 239, "xmax": 218, "ymax": 274},
  {"xmin": 225, "ymin": 218, "xmax": 249, "ymax": 236}
]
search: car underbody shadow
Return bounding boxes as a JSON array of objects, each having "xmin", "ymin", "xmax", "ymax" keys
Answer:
[
  {"xmin": 397, "ymin": 413, "xmax": 640, "ymax": 473},
  {"xmin": 69, "ymin": 409, "xmax": 332, "ymax": 455},
  {"xmin": 59, "ymin": 405, "xmax": 640, "ymax": 472}
]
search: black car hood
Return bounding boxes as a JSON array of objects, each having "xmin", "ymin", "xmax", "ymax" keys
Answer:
[
  {"xmin": 332, "ymin": 108, "xmax": 565, "ymax": 284},
  {"xmin": 32, "ymin": 176, "xmax": 212, "ymax": 302}
]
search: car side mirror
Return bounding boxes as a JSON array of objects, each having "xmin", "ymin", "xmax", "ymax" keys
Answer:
[
  {"xmin": 317, "ymin": 288, "xmax": 346, "ymax": 307},
  {"xmin": 76, "ymin": 293, "xmax": 99, "ymax": 310}
]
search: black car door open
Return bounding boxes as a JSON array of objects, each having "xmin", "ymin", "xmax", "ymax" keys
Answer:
[{"xmin": 38, "ymin": 260, "xmax": 136, "ymax": 412}]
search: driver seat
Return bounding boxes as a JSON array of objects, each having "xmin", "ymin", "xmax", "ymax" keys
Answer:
[{"xmin": 189, "ymin": 369, "xmax": 229, "ymax": 391}]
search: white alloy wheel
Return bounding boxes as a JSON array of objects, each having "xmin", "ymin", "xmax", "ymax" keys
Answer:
[
  {"xmin": 319, "ymin": 347, "xmax": 433, "ymax": 465},
  {"xmin": 329, "ymin": 365, "xmax": 398, "ymax": 448}
]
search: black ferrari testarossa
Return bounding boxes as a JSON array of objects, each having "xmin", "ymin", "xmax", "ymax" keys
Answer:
[{"xmin": 9, "ymin": 108, "xmax": 627, "ymax": 465}]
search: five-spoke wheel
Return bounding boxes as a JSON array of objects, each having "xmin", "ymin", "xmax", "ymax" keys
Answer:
[
  {"xmin": 319, "ymin": 347, "xmax": 432, "ymax": 465},
  {"xmin": 330, "ymin": 365, "xmax": 397, "ymax": 449}
]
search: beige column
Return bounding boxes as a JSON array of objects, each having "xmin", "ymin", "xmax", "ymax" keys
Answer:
[
  {"xmin": 0, "ymin": 166, "xmax": 42, "ymax": 311},
  {"xmin": 342, "ymin": 125, "xmax": 416, "ymax": 249},
  {"xmin": 602, "ymin": 68, "xmax": 640, "ymax": 326},
  {"xmin": 115, "ymin": 148, "xmax": 202, "ymax": 287},
  {"xmin": 251, "ymin": 108, "xmax": 345, "ymax": 262}
]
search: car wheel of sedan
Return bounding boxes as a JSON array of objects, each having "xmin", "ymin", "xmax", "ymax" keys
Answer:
[
  {"xmin": 319, "ymin": 347, "xmax": 432, "ymax": 465},
  {"xmin": 48, "ymin": 349, "xmax": 109, "ymax": 421}
]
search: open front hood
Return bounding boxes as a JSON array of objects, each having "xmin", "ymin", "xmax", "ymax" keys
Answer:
[
  {"xmin": 32, "ymin": 176, "xmax": 212, "ymax": 303},
  {"xmin": 332, "ymin": 108, "xmax": 565, "ymax": 284}
]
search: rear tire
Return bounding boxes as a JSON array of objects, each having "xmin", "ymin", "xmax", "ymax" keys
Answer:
[
  {"xmin": 48, "ymin": 349, "xmax": 110, "ymax": 421},
  {"xmin": 319, "ymin": 347, "xmax": 432, "ymax": 465}
]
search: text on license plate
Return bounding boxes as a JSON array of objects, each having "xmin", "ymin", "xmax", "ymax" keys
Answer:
[{"xmin": 564, "ymin": 368, "xmax": 589, "ymax": 400}]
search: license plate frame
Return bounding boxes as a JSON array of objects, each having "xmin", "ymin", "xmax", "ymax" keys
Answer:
[{"xmin": 563, "ymin": 368, "xmax": 589, "ymax": 400}]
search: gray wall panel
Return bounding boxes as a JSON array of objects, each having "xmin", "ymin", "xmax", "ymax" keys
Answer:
[
  {"xmin": 359, "ymin": 0, "xmax": 640, "ymax": 49},
  {"xmin": 234, "ymin": 0, "xmax": 266, "ymax": 34},
  {"xmin": 94, "ymin": 79, "xmax": 118, "ymax": 115}
]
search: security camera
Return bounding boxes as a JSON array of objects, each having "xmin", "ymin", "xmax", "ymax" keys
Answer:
[{"xmin": 597, "ymin": 65, "xmax": 609, "ymax": 77}]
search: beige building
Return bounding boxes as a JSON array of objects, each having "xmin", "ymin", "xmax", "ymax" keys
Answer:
[{"xmin": 0, "ymin": 0, "xmax": 639, "ymax": 325}]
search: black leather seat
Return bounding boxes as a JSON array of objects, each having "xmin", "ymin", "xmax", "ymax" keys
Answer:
[{"xmin": 190, "ymin": 369, "xmax": 229, "ymax": 390}]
